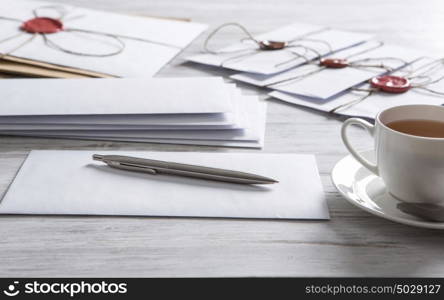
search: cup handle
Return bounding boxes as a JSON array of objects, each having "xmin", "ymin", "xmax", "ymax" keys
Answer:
[{"xmin": 341, "ymin": 118, "xmax": 379, "ymax": 175}]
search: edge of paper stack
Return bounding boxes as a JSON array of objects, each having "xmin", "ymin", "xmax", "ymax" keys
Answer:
[{"xmin": 0, "ymin": 77, "xmax": 267, "ymax": 148}]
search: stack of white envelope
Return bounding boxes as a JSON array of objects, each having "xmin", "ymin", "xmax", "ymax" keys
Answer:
[
  {"xmin": 269, "ymin": 57, "xmax": 444, "ymax": 119},
  {"xmin": 188, "ymin": 23, "xmax": 373, "ymax": 74},
  {"xmin": 188, "ymin": 23, "xmax": 430, "ymax": 120},
  {"xmin": 0, "ymin": 77, "xmax": 267, "ymax": 148}
]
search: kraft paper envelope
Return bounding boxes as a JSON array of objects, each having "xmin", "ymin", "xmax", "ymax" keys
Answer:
[
  {"xmin": 188, "ymin": 23, "xmax": 371, "ymax": 75},
  {"xmin": 232, "ymin": 42, "xmax": 425, "ymax": 100},
  {"xmin": 269, "ymin": 57, "xmax": 444, "ymax": 118},
  {"xmin": 0, "ymin": 151, "xmax": 329, "ymax": 219},
  {"xmin": 0, "ymin": 72, "xmax": 15, "ymax": 78},
  {"xmin": 0, "ymin": 60, "xmax": 92, "ymax": 78},
  {"xmin": 0, "ymin": 77, "xmax": 234, "ymax": 116},
  {"xmin": 0, "ymin": 0, "xmax": 207, "ymax": 77}
]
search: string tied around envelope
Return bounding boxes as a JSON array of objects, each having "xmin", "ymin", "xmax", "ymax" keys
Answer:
[
  {"xmin": 329, "ymin": 58, "xmax": 444, "ymax": 113},
  {"xmin": 0, "ymin": 5, "xmax": 182, "ymax": 58},
  {"xmin": 203, "ymin": 22, "xmax": 333, "ymax": 68},
  {"xmin": 266, "ymin": 42, "xmax": 409, "ymax": 88}
]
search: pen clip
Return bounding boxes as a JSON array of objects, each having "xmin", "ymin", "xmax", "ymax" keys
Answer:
[{"xmin": 107, "ymin": 160, "xmax": 157, "ymax": 175}]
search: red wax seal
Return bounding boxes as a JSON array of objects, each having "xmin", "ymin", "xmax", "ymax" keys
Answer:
[
  {"xmin": 320, "ymin": 58, "xmax": 349, "ymax": 68},
  {"xmin": 259, "ymin": 40, "xmax": 288, "ymax": 50},
  {"xmin": 21, "ymin": 17, "xmax": 63, "ymax": 34},
  {"xmin": 370, "ymin": 75, "xmax": 411, "ymax": 93}
]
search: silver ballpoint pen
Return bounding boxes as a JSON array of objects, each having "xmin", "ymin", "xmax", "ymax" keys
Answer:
[{"xmin": 93, "ymin": 154, "xmax": 278, "ymax": 185}]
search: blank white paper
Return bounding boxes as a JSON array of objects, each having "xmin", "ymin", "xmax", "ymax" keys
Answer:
[
  {"xmin": 0, "ymin": 151, "xmax": 329, "ymax": 220},
  {"xmin": 0, "ymin": 77, "xmax": 234, "ymax": 116}
]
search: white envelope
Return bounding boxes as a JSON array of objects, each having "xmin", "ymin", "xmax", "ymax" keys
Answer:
[
  {"xmin": 0, "ymin": 96, "xmax": 266, "ymax": 141},
  {"xmin": 0, "ymin": 0, "xmax": 207, "ymax": 77},
  {"xmin": 188, "ymin": 23, "xmax": 371, "ymax": 75},
  {"xmin": 230, "ymin": 41, "xmax": 382, "ymax": 86},
  {"xmin": 0, "ymin": 151, "xmax": 329, "ymax": 220},
  {"xmin": 269, "ymin": 57, "xmax": 444, "ymax": 119},
  {"xmin": 0, "ymin": 83, "xmax": 243, "ymax": 129},
  {"xmin": 0, "ymin": 77, "xmax": 235, "ymax": 116},
  {"xmin": 0, "ymin": 122, "xmax": 242, "ymax": 131},
  {"xmin": 0, "ymin": 114, "xmax": 239, "ymax": 128},
  {"xmin": 0, "ymin": 84, "xmax": 243, "ymax": 129},
  {"xmin": 0, "ymin": 97, "xmax": 265, "ymax": 141},
  {"xmin": 29, "ymin": 136, "xmax": 265, "ymax": 148},
  {"xmin": 233, "ymin": 42, "xmax": 424, "ymax": 100}
]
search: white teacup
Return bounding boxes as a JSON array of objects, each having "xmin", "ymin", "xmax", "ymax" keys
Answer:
[{"xmin": 341, "ymin": 104, "xmax": 444, "ymax": 204}]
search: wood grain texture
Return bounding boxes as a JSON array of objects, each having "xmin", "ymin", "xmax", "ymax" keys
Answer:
[{"xmin": 1, "ymin": 0, "xmax": 444, "ymax": 277}]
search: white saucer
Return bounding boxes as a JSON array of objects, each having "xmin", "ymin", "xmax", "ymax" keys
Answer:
[{"xmin": 332, "ymin": 150, "xmax": 444, "ymax": 229}]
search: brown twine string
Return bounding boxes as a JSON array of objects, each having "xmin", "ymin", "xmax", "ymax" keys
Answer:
[
  {"xmin": 267, "ymin": 41, "xmax": 386, "ymax": 87},
  {"xmin": 218, "ymin": 43, "xmax": 324, "ymax": 68},
  {"xmin": 348, "ymin": 57, "xmax": 408, "ymax": 72},
  {"xmin": 203, "ymin": 23, "xmax": 260, "ymax": 54},
  {"xmin": 0, "ymin": 15, "xmax": 28, "ymax": 59},
  {"xmin": 0, "ymin": 33, "xmax": 36, "ymax": 59},
  {"xmin": 42, "ymin": 32, "xmax": 125, "ymax": 57},
  {"xmin": 274, "ymin": 42, "xmax": 329, "ymax": 68},
  {"xmin": 0, "ymin": 16, "xmax": 23, "ymax": 23},
  {"xmin": 329, "ymin": 58, "xmax": 444, "ymax": 113},
  {"xmin": 409, "ymin": 58, "xmax": 444, "ymax": 84},
  {"xmin": 415, "ymin": 85, "xmax": 444, "ymax": 96},
  {"xmin": 329, "ymin": 89, "xmax": 375, "ymax": 113},
  {"xmin": 218, "ymin": 49, "xmax": 262, "ymax": 67},
  {"xmin": 203, "ymin": 22, "xmax": 334, "ymax": 69},
  {"xmin": 274, "ymin": 45, "xmax": 311, "ymax": 68}
]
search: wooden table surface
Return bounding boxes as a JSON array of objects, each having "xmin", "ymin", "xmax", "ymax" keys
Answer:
[{"xmin": 1, "ymin": 0, "xmax": 444, "ymax": 277}]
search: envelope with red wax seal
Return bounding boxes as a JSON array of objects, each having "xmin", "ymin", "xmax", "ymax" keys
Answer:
[{"xmin": 0, "ymin": 0, "xmax": 207, "ymax": 77}]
